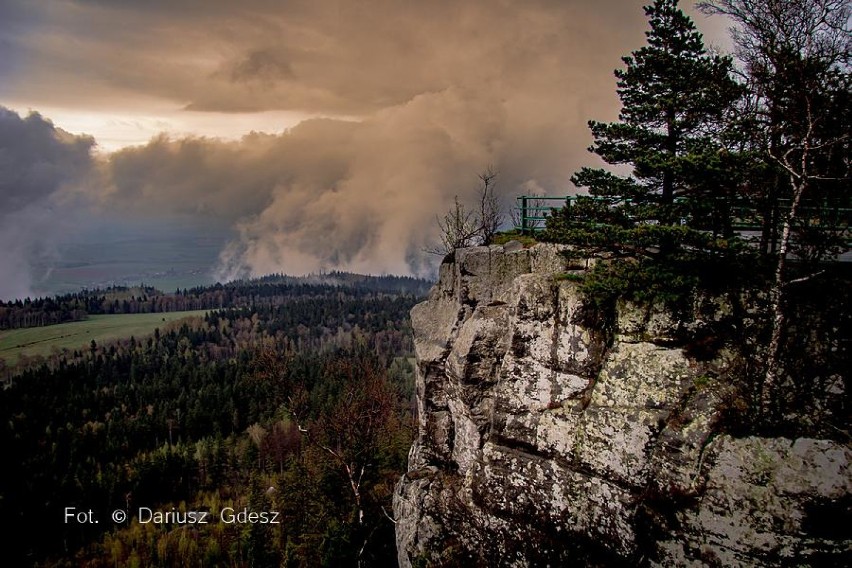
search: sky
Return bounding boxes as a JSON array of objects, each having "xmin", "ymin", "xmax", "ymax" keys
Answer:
[{"xmin": 0, "ymin": 0, "xmax": 732, "ymax": 300}]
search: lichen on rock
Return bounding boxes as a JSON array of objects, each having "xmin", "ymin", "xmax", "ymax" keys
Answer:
[{"xmin": 394, "ymin": 244, "xmax": 851, "ymax": 567}]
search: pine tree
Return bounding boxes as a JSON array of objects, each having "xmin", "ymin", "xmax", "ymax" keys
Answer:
[{"xmin": 546, "ymin": 0, "xmax": 742, "ymax": 256}]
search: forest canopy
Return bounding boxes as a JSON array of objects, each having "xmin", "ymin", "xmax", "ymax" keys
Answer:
[{"xmin": 0, "ymin": 274, "xmax": 427, "ymax": 566}]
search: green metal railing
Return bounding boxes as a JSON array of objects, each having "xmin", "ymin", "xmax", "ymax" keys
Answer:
[
  {"xmin": 514, "ymin": 195, "xmax": 852, "ymax": 251},
  {"xmin": 515, "ymin": 195, "xmax": 572, "ymax": 234}
]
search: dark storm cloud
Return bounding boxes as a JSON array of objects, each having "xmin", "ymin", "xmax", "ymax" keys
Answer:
[
  {"xmin": 0, "ymin": 107, "xmax": 97, "ymax": 299},
  {"xmin": 0, "ymin": 0, "xmax": 651, "ymax": 114},
  {"xmin": 102, "ymin": 119, "xmax": 359, "ymax": 221},
  {"xmin": 98, "ymin": 105, "xmax": 500, "ymax": 278},
  {"xmin": 226, "ymin": 50, "xmax": 295, "ymax": 84},
  {"xmin": 0, "ymin": 1, "xmax": 732, "ymax": 283},
  {"xmin": 0, "ymin": 108, "xmax": 95, "ymax": 212},
  {"xmin": 54, "ymin": 0, "xmax": 656, "ymax": 279}
]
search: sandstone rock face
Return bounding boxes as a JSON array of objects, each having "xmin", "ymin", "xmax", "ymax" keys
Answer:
[{"xmin": 394, "ymin": 244, "xmax": 851, "ymax": 566}]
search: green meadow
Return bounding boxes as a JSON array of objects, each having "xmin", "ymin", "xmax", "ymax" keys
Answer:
[{"xmin": 0, "ymin": 310, "xmax": 209, "ymax": 365}]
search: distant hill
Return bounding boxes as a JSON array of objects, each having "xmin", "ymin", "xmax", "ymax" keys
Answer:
[{"xmin": 0, "ymin": 272, "xmax": 432, "ymax": 330}]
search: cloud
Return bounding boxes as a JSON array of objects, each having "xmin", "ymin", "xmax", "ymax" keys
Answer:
[
  {"xmin": 95, "ymin": 82, "xmax": 586, "ymax": 280},
  {"xmin": 1, "ymin": 0, "xmax": 651, "ymax": 115},
  {"xmin": 0, "ymin": 107, "xmax": 96, "ymax": 299},
  {"xmin": 0, "ymin": 108, "xmax": 94, "ymax": 211},
  {"xmin": 47, "ymin": 1, "xmax": 654, "ymax": 280},
  {"xmin": 0, "ymin": 1, "xmax": 735, "ymax": 287}
]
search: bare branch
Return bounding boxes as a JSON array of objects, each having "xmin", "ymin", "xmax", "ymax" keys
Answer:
[
  {"xmin": 702, "ymin": 0, "xmax": 851, "ymax": 422},
  {"xmin": 381, "ymin": 506, "xmax": 398, "ymax": 525},
  {"xmin": 427, "ymin": 168, "xmax": 505, "ymax": 255},
  {"xmin": 783, "ymin": 270, "xmax": 827, "ymax": 287},
  {"xmin": 477, "ymin": 166, "xmax": 503, "ymax": 245}
]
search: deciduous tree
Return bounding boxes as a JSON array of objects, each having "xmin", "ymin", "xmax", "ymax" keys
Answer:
[
  {"xmin": 428, "ymin": 168, "xmax": 504, "ymax": 255},
  {"xmin": 700, "ymin": 0, "xmax": 851, "ymax": 419}
]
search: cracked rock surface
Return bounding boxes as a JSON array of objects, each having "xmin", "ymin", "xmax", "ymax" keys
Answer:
[{"xmin": 394, "ymin": 244, "xmax": 851, "ymax": 566}]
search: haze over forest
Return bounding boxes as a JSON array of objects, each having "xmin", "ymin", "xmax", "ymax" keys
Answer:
[{"xmin": 0, "ymin": 0, "xmax": 729, "ymax": 300}]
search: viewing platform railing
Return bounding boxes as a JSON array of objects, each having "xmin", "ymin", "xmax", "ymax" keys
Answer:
[{"xmin": 513, "ymin": 195, "xmax": 852, "ymax": 257}]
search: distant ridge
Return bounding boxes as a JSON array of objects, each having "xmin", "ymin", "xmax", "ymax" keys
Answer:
[{"xmin": 0, "ymin": 272, "xmax": 432, "ymax": 330}]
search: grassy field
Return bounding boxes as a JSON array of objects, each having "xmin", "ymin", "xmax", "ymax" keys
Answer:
[{"xmin": 0, "ymin": 310, "xmax": 210, "ymax": 365}]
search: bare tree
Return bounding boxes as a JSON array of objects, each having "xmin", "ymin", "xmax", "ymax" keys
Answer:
[
  {"xmin": 701, "ymin": 0, "xmax": 851, "ymax": 419},
  {"xmin": 427, "ymin": 168, "xmax": 504, "ymax": 255},
  {"xmin": 426, "ymin": 196, "xmax": 481, "ymax": 256},
  {"xmin": 477, "ymin": 167, "xmax": 503, "ymax": 245}
]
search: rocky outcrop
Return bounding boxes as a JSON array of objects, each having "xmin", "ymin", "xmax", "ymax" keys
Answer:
[{"xmin": 394, "ymin": 243, "xmax": 851, "ymax": 566}]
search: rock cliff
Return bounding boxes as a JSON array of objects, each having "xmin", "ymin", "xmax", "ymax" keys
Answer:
[{"xmin": 394, "ymin": 243, "xmax": 850, "ymax": 566}]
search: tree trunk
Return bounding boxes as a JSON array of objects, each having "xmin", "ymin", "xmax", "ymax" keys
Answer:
[{"xmin": 760, "ymin": 174, "xmax": 807, "ymax": 419}]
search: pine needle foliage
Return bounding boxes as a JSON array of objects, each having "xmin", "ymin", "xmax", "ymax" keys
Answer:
[{"xmin": 543, "ymin": 0, "xmax": 760, "ymax": 310}]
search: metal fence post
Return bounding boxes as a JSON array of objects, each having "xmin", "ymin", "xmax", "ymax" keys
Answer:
[{"xmin": 521, "ymin": 196, "xmax": 528, "ymax": 235}]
